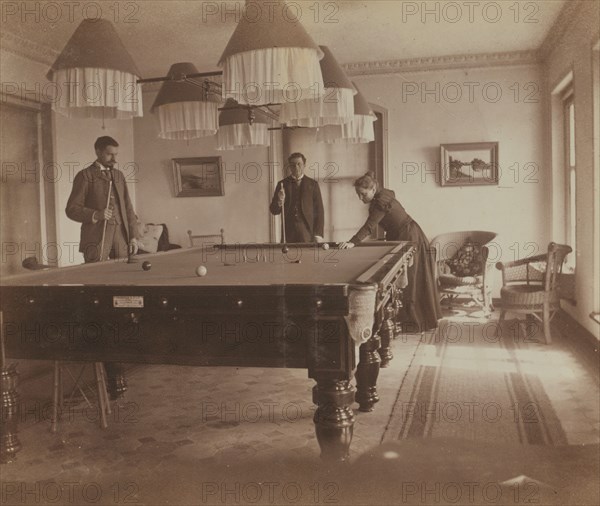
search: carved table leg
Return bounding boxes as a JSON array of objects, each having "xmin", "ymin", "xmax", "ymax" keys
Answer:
[
  {"xmin": 355, "ymin": 334, "xmax": 381, "ymax": 412},
  {"xmin": 1, "ymin": 364, "xmax": 22, "ymax": 463},
  {"xmin": 312, "ymin": 379, "xmax": 355, "ymax": 462},
  {"xmin": 378, "ymin": 305, "xmax": 395, "ymax": 368},
  {"xmin": 393, "ymin": 297, "xmax": 405, "ymax": 338}
]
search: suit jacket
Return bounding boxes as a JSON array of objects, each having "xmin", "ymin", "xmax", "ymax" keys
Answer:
[
  {"xmin": 66, "ymin": 163, "xmax": 139, "ymax": 253},
  {"xmin": 269, "ymin": 175, "xmax": 324, "ymax": 240}
]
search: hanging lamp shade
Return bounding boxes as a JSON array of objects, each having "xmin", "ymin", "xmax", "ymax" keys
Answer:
[
  {"xmin": 218, "ymin": 0, "xmax": 324, "ymax": 107},
  {"xmin": 217, "ymin": 99, "xmax": 270, "ymax": 150},
  {"xmin": 151, "ymin": 63, "xmax": 220, "ymax": 140},
  {"xmin": 47, "ymin": 19, "xmax": 143, "ymax": 119},
  {"xmin": 317, "ymin": 83, "xmax": 376, "ymax": 144},
  {"xmin": 280, "ymin": 46, "xmax": 355, "ymax": 128}
]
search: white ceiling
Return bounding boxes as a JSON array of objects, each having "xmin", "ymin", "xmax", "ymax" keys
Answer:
[{"xmin": 2, "ymin": 0, "xmax": 567, "ymax": 78}]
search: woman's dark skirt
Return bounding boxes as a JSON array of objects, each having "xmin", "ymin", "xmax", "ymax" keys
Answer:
[{"xmin": 388, "ymin": 221, "xmax": 442, "ymax": 332}]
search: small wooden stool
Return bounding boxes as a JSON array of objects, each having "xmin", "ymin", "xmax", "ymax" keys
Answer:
[{"xmin": 51, "ymin": 361, "xmax": 111, "ymax": 432}]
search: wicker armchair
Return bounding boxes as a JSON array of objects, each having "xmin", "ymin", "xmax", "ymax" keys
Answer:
[
  {"xmin": 430, "ymin": 231, "xmax": 498, "ymax": 313},
  {"xmin": 496, "ymin": 242, "xmax": 572, "ymax": 344}
]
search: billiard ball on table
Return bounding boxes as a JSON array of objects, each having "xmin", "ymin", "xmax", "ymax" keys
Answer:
[
  {"xmin": 282, "ymin": 246, "xmax": 289, "ymax": 254},
  {"xmin": 142, "ymin": 261, "xmax": 152, "ymax": 271},
  {"xmin": 321, "ymin": 243, "xmax": 330, "ymax": 250},
  {"xmin": 195, "ymin": 265, "xmax": 208, "ymax": 277}
]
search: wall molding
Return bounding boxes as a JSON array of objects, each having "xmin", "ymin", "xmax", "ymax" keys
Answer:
[
  {"xmin": 0, "ymin": 29, "xmax": 58, "ymax": 66},
  {"xmin": 342, "ymin": 50, "xmax": 540, "ymax": 76}
]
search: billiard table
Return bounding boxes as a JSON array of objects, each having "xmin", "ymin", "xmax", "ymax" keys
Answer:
[{"xmin": 0, "ymin": 241, "xmax": 414, "ymax": 462}]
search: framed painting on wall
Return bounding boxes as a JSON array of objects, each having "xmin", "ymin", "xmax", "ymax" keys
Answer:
[
  {"xmin": 439, "ymin": 142, "xmax": 499, "ymax": 186},
  {"xmin": 172, "ymin": 157, "xmax": 224, "ymax": 197}
]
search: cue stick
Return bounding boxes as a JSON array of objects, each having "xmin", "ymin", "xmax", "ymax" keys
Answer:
[
  {"xmin": 99, "ymin": 178, "xmax": 113, "ymax": 261},
  {"xmin": 280, "ymin": 183, "xmax": 286, "ymax": 244}
]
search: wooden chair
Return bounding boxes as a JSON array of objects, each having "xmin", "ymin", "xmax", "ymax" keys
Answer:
[
  {"xmin": 430, "ymin": 231, "xmax": 497, "ymax": 313},
  {"xmin": 496, "ymin": 242, "xmax": 572, "ymax": 344},
  {"xmin": 187, "ymin": 228, "xmax": 225, "ymax": 248}
]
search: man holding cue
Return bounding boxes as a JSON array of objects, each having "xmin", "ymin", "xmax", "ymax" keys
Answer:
[
  {"xmin": 66, "ymin": 136, "xmax": 140, "ymax": 263},
  {"xmin": 66, "ymin": 136, "xmax": 140, "ymax": 399},
  {"xmin": 269, "ymin": 152, "xmax": 325, "ymax": 244}
]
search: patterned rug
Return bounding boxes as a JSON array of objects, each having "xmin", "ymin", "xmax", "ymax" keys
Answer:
[{"xmin": 384, "ymin": 306, "xmax": 599, "ymax": 446}]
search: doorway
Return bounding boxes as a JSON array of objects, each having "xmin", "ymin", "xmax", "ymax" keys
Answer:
[{"xmin": 0, "ymin": 98, "xmax": 56, "ymax": 276}]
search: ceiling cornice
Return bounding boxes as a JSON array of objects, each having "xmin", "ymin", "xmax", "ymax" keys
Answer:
[
  {"xmin": 342, "ymin": 50, "xmax": 540, "ymax": 76},
  {"xmin": 538, "ymin": 0, "xmax": 585, "ymax": 62},
  {"xmin": 2, "ymin": 28, "xmax": 541, "ymax": 80},
  {"xmin": 0, "ymin": 29, "xmax": 58, "ymax": 65}
]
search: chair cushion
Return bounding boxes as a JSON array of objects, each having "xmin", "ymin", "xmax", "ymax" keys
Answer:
[
  {"xmin": 439, "ymin": 274, "xmax": 482, "ymax": 287},
  {"xmin": 446, "ymin": 241, "xmax": 484, "ymax": 277},
  {"xmin": 500, "ymin": 285, "xmax": 559, "ymax": 306},
  {"xmin": 137, "ymin": 224, "xmax": 164, "ymax": 254}
]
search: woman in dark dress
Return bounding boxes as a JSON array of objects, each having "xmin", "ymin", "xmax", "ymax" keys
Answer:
[{"xmin": 340, "ymin": 172, "xmax": 442, "ymax": 332}]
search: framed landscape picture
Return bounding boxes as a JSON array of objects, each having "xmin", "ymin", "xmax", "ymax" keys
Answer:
[
  {"xmin": 172, "ymin": 157, "xmax": 224, "ymax": 197},
  {"xmin": 440, "ymin": 142, "xmax": 499, "ymax": 186}
]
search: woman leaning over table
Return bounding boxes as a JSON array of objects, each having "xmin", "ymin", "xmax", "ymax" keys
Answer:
[{"xmin": 339, "ymin": 171, "xmax": 442, "ymax": 332}]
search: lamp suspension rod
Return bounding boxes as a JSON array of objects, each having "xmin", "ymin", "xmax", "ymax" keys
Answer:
[
  {"xmin": 217, "ymin": 103, "xmax": 282, "ymax": 111},
  {"xmin": 137, "ymin": 70, "xmax": 223, "ymax": 84},
  {"xmin": 267, "ymin": 126, "xmax": 306, "ymax": 131}
]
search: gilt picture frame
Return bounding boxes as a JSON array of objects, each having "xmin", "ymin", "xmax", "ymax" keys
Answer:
[
  {"xmin": 172, "ymin": 157, "xmax": 224, "ymax": 197},
  {"xmin": 440, "ymin": 142, "xmax": 499, "ymax": 186}
]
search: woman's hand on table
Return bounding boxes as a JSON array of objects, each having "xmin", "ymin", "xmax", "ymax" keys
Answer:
[{"xmin": 338, "ymin": 242, "xmax": 355, "ymax": 250}]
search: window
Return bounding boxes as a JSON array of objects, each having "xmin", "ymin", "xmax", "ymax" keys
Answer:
[{"xmin": 562, "ymin": 87, "xmax": 576, "ymax": 269}]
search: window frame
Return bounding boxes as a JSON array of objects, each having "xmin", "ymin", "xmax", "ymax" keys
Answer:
[{"xmin": 561, "ymin": 87, "xmax": 576, "ymax": 269}]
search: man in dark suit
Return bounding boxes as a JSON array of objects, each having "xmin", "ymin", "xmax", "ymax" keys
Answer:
[
  {"xmin": 66, "ymin": 136, "xmax": 139, "ymax": 399},
  {"xmin": 270, "ymin": 153, "xmax": 325, "ymax": 243},
  {"xmin": 66, "ymin": 136, "xmax": 139, "ymax": 263}
]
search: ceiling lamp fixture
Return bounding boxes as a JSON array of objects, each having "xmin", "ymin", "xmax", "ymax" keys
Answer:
[
  {"xmin": 218, "ymin": 0, "xmax": 325, "ymax": 109},
  {"xmin": 151, "ymin": 63, "xmax": 221, "ymax": 140},
  {"xmin": 47, "ymin": 19, "xmax": 142, "ymax": 120},
  {"xmin": 279, "ymin": 46, "xmax": 355, "ymax": 128},
  {"xmin": 217, "ymin": 99, "xmax": 271, "ymax": 150},
  {"xmin": 316, "ymin": 83, "xmax": 376, "ymax": 144}
]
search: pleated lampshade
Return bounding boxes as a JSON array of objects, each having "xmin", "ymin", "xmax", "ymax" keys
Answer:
[
  {"xmin": 218, "ymin": 0, "xmax": 324, "ymax": 109},
  {"xmin": 151, "ymin": 63, "xmax": 220, "ymax": 140},
  {"xmin": 279, "ymin": 46, "xmax": 355, "ymax": 128},
  {"xmin": 47, "ymin": 19, "xmax": 143, "ymax": 119},
  {"xmin": 217, "ymin": 99, "xmax": 270, "ymax": 150},
  {"xmin": 317, "ymin": 83, "xmax": 376, "ymax": 143}
]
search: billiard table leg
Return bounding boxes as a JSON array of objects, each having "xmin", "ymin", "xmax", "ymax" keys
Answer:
[
  {"xmin": 393, "ymin": 296, "xmax": 405, "ymax": 337},
  {"xmin": 378, "ymin": 304, "xmax": 395, "ymax": 368},
  {"xmin": 312, "ymin": 379, "xmax": 355, "ymax": 462},
  {"xmin": 355, "ymin": 333, "xmax": 381, "ymax": 412},
  {"xmin": 1, "ymin": 363, "xmax": 22, "ymax": 463}
]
